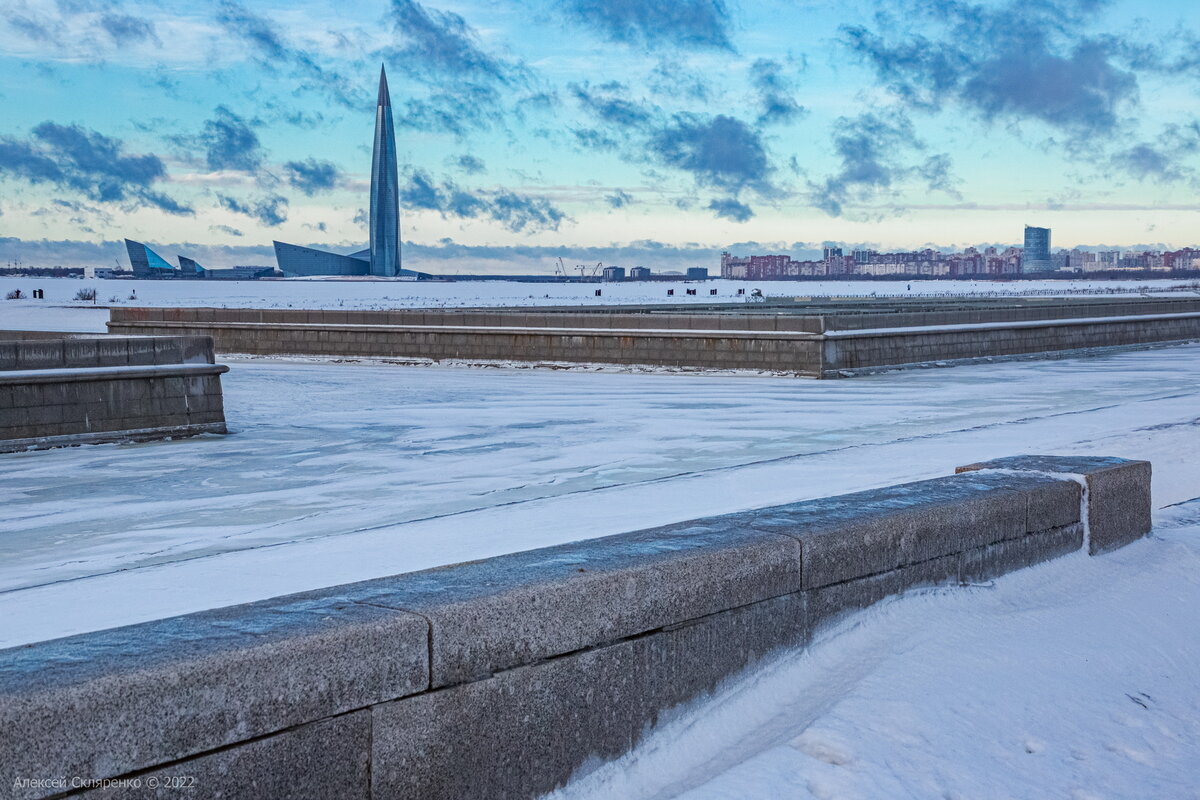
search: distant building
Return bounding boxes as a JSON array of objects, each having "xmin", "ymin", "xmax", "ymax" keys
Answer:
[
  {"xmin": 602, "ymin": 266, "xmax": 626, "ymax": 281},
  {"xmin": 686, "ymin": 267, "xmax": 709, "ymax": 280},
  {"xmin": 178, "ymin": 255, "xmax": 205, "ymax": 276},
  {"xmin": 629, "ymin": 266, "xmax": 651, "ymax": 280},
  {"xmin": 124, "ymin": 239, "xmax": 274, "ymax": 280},
  {"xmin": 273, "ymin": 67, "xmax": 431, "ymax": 279},
  {"xmin": 1023, "ymin": 226, "xmax": 1051, "ymax": 271},
  {"xmin": 125, "ymin": 239, "xmax": 179, "ymax": 279}
]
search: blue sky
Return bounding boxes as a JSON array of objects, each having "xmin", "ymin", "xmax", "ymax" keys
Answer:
[{"xmin": 2, "ymin": 0, "xmax": 1200, "ymax": 271}]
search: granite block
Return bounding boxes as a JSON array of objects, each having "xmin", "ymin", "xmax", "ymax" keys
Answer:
[
  {"xmin": 371, "ymin": 592, "xmax": 807, "ymax": 800},
  {"xmin": 956, "ymin": 455, "xmax": 1152, "ymax": 554},
  {"xmin": 0, "ymin": 595, "xmax": 428, "ymax": 799},
  {"xmin": 341, "ymin": 517, "xmax": 801, "ymax": 687},
  {"xmin": 958, "ymin": 523, "xmax": 1083, "ymax": 583},
  {"xmin": 70, "ymin": 713, "xmax": 370, "ymax": 800}
]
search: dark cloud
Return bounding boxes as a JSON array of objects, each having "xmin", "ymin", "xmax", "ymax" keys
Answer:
[
  {"xmin": 283, "ymin": 158, "xmax": 342, "ymax": 195},
  {"xmin": 218, "ymin": 193, "xmax": 288, "ymax": 226},
  {"xmin": 215, "ymin": 1, "xmax": 365, "ymax": 110},
  {"xmin": 0, "ymin": 122, "xmax": 191, "ymax": 215},
  {"xmin": 570, "ymin": 82, "xmax": 655, "ymax": 128},
  {"xmin": 749, "ymin": 58, "xmax": 805, "ymax": 126},
  {"xmin": 490, "ymin": 192, "xmax": 566, "ymax": 232},
  {"xmin": 98, "ymin": 12, "xmax": 157, "ymax": 45},
  {"xmin": 7, "ymin": 14, "xmax": 62, "ymax": 44},
  {"xmin": 649, "ymin": 114, "xmax": 771, "ymax": 193},
  {"xmin": 568, "ymin": 82, "xmax": 778, "ymax": 200},
  {"xmin": 353, "ymin": 208, "xmax": 369, "ymax": 225},
  {"xmin": 196, "ymin": 106, "xmax": 262, "ymax": 172},
  {"xmin": 450, "ymin": 154, "xmax": 486, "ymax": 174},
  {"xmin": 708, "ymin": 197, "xmax": 753, "ymax": 221},
  {"xmin": 209, "ymin": 224, "xmax": 244, "ymax": 237},
  {"xmin": 386, "ymin": 0, "xmax": 521, "ymax": 84},
  {"xmin": 809, "ymin": 112, "xmax": 957, "ymax": 216},
  {"xmin": 841, "ymin": 0, "xmax": 1138, "ymax": 137},
  {"xmin": 398, "ymin": 85, "xmax": 507, "ymax": 137},
  {"xmin": 398, "ymin": 169, "xmax": 567, "ymax": 233},
  {"xmin": 1109, "ymin": 124, "xmax": 1200, "ymax": 183},
  {"xmin": 647, "ymin": 60, "xmax": 711, "ymax": 101},
  {"xmin": 606, "ymin": 190, "xmax": 634, "ymax": 208},
  {"xmin": 559, "ymin": 0, "xmax": 734, "ymax": 52}
]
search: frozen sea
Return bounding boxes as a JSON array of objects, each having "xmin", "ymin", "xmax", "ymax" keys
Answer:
[
  {"xmin": 2, "ymin": 274, "xmax": 1199, "ymax": 333},
  {"xmin": 1, "ymin": 341, "xmax": 1199, "ymax": 649},
  {"xmin": 2, "ymin": 279, "xmax": 1199, "ymax": 797}
]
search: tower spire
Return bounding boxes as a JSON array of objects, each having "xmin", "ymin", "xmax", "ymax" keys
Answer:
[
  {"xmin": 369, "ymin": 64, "xmax": 400, "ymax": 277},
  {"xmin": 377, "ymin": 64, "xmax": 391, "ymax": 108}
]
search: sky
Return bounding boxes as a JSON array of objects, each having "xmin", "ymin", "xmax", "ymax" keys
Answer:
[{"xmin": 2, "ymin": 0, "xmax": 1200, "ymax": 271}]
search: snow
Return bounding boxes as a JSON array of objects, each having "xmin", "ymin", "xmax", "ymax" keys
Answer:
[
  {"xmin": 1, "ymin": 342, "xmax": 1199, "ymax": 649},
  {"xmin": 2, "ymin": 275, "xmax": 1200, "ymax": 336},
  {"xmin": 548, "ymin": 516, "xmax": 1200, "ymax": 800}
]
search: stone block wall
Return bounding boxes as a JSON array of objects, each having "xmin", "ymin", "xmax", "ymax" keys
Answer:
[
  {"xmin": 0, "ymin": 336, "xmax": 229, "ymax": 452},
  {"xmin": 106, "ymin": 304, "xmax": 1200, "ymax": 377},
  {"xmin": 0, "ymin": 456, "xmax": 1151, "ymax": 799},
  {"xmin": 822, "ymin": 313, "xmax": 1200, "ymax": 373}
]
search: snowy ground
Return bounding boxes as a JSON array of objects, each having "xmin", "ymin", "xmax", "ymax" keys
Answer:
[
  {"xmin": 550, "ymin": 514, "xmax": 1200, "ymax": 800},
  {"xmin": 1, "ymin": 343, "xmax": 1199, "ymax": 649},
  {"xmin": 2, "ymin": 275, "xmax": 1200, "ymax": 335}
]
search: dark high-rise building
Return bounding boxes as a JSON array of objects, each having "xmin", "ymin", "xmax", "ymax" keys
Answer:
[
  {"xmin": 269, "ymin": 65, "xmax": 430, "ymax": 279},
  {"xmin": 369, "ymin": 66, "xmax": 401, "ymax": 277},
  {"xmin": 1023, "ymin": 226, "xmax": 1051, "ymax": 271}
]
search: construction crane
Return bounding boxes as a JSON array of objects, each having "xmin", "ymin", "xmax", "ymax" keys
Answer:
[
  {"xmin": 554, "ymin": 257, "xmax": 569, "ymax": 280},
  {"xmin": 576, "ymin": 261, "xmax": 603, "ymax": 279}
]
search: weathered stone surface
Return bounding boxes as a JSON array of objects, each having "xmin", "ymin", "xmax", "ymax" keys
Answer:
[
  {"xmin": 746, "ymin": 472, "xmax": 1072, "ymax": 588},
  {"xmin": 956, "ymin": 455, "xmax": 1152, "ymax": 554},
  {"xmin": 339, "ymin": 518, "xmax": 802, "ymax": 687},
  {"xmin": 958, "ymin": 523, "xmax": 1083, "ymax": 583},
  {"xmin": 805, "ymin": 554, "xmax": 960, "ymax": 633},
  {"xmin": 371, "ymin": 592, "xmax": 807, "ymax": 800},
  {"xmin": 0, "ymin": 595, "xmax": 428, "ymax": 800},
  {"xmin": 69, "ymin": 712, "xmax": 370, "ymax": 800}
]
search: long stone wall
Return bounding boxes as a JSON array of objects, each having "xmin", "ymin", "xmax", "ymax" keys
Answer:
[
  {"xmin": 106, "ymin": 302, "xmax": 1200, "ymax": 377},
  {"xmin": 0, "ymin": 336, "xmax": 229, "ymax": 452},
  {"xmin": 0, "ymin": 455, "xmax": 1151, "ymax": 799}
]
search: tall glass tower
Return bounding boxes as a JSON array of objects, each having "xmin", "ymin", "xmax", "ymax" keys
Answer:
[
  {"xmin": 1023, "ymin": 225, "xmax": 1051, "ymax": 272},
  {"xmin": 369, "ymin": 66, "xmax": 401, "ymax": 277}
]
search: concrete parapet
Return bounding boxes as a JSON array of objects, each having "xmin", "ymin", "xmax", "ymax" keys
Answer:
[
  {"xmin": 105, "ymin": 302, "xmax": 1200, "ymax": 377},
  {"xmin": 0, "ymin": 336, "xmax": 228, "ymax": 452},
  {"xmin": 955, "ymin": 455, "xmax": 1152, "ymax": 554},
  {"xmin": 0, "ymin": 457, "xmax": 1153, "ymax": 799}
]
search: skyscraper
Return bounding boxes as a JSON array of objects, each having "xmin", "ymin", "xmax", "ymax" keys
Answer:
[
  {"xmin": 1023, "ymin": 225, "xmax": 1051, "ymax": 272},
  {"xmin": 369, "ymin": 66, "xmax": 401, "ymax": 277},
  {"xmin": 267, "ymin": 67, "xmax": 429, "ymax": 278}
]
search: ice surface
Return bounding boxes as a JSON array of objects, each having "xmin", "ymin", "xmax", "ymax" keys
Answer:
[
  {"xmin": 2, "ymin": 275, "xmax": 1200, "ymax": 336},
  {"xmin": 1, "ymin": 343, "xmax": 1199, "ymax": 648}
]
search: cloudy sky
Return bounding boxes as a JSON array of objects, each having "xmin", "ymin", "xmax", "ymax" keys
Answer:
[{"xmin": 2, "ymin": 0, "xmax": 1200, "ymax": 271}]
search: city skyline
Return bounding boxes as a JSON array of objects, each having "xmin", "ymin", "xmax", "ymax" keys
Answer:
[{"xmin": 3, "ymin": 0, "xmax": 1200, "ymax": 272}]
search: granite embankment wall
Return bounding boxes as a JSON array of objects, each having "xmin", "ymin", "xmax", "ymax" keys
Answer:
[
  {"xmin": 0, "ymin": 336, "xmax": 228, "ymax": 452},
  {"xmin": 0, "ymin": 455, "xmax": 1150, "ymax": 799},
  {"xmin": 106, "ymin": 304, "xmax": 1200, "ymax": 376}
]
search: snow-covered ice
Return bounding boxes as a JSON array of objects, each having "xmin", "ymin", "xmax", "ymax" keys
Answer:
[
  {"xmin": 3, "ymin": 279, "xmax": 1199, "ymax": 796},
  {"xmin": 1, "ymin": 343, "xmax": 1199, "ymax": 648},
  {"xmin": 2, "ymin": 275, "xmax": 1200, "ymax": 335}
]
